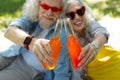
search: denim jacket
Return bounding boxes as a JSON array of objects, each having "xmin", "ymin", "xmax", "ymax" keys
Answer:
[{"xmin": 1, "ymin": 16, "xmax": 71, "ymax": 80}]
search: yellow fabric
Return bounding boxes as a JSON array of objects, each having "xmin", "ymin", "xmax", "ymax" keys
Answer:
[{"xmin": 87, "ymin": 46, "xmax": 120, "ymax": 80}]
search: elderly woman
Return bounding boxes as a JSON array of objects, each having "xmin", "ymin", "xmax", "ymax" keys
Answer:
[{"xmin": 65, "ymin": 0, "xmax": 109, "ymax": 79}]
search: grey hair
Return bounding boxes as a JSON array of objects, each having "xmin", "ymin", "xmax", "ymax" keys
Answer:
[
  {"xmin": 22, "ymin": 0, "xmax": 67, "ymax": 22},
  {"xmin": 64, "ymin": 0, "xmax": 95, "ymax": 24}
]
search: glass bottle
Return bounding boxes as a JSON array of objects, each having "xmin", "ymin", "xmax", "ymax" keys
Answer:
[
  {"xmin": 42, "ymin": 19, "xmax": 62, "ymax": 70},
  {"xmin": 64, "ymin": 18, "xmax": 82, "ymax": 70}
]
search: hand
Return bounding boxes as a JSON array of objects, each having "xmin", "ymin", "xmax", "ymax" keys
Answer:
[
  {"xmin": 29, "ymin": 38, "xmax": 54, "ymax": 68},
  {"xmin": 78, "ymin": 43, "xmax": 98, "ymax": 69}
]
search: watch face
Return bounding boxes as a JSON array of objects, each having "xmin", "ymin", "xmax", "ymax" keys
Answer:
[{"xmin": 24, "ymin": 37, "xmax": 32, "ymax": 44}]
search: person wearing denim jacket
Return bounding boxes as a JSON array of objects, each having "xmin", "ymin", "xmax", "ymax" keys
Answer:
[
  {"xmin": 0, "ymin": 16, "xmax": 71, "ymax": 80},
  {"xmin": 0, "ymin": 0, "xmax": 71, "ymax": 80},
  {"xmin": 65, "ymin": 0, "xmax": 110, "ymax": 80}
]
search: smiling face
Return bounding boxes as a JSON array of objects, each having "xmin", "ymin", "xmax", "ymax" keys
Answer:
[
  {"xmin": 39, "ymin": 0, "xmax": 62, "ymax": 29},
  {"xmin": 66, "ymin": 1, "xmax": 86, "ymax": 33}
]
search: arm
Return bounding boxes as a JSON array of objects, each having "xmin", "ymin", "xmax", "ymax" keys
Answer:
[
  {"xmin": 4, "ymin": 16, "xmax": 54, "ymax": 68},
  {"xmin": 4, "ymin": 27, "xmax": 29, "ymax": 47},
  {"xmin": 88, "ymin": 20, "xmax": 109, "ymax": 44},
  {"xmin": 91, "ymin": 32, "xmax": 107, "ymax": 49},
  {"xmin": 4, "ymin": 16, "xmax": 33, "ymax": 48},
  {"xmin": 78, "ymin": 20, "xmax": 110, "ymax": 69}
]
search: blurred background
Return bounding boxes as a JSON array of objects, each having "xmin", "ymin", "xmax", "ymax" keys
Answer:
[{"xmin": 0, "ymin": 0, "xmax": 120, "ymax": 50}]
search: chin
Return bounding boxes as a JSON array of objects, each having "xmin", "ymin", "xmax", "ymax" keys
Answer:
[
  {"xmin": 74, "ymin": 27, "xmax": 83, "ymax": 32},
  {"xmin": 39, "ymin": 21, "xmax": 52, "ymax": 29}
]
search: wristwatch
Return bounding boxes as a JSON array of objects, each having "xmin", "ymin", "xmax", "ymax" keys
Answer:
[{"xmin": 23, "ymin": 36, "xmax": 34, "ymax": 50}]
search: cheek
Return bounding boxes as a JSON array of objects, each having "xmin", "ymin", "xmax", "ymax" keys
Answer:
[
  {"xmin": 53, "ymin": 12, "xmax": 60, "ymax": 18},
  {"xmin": 38, "ymin": 9, "xmax": 44, "ymax": 18},
  {"xmin": 79, "ymin": 22, "xmax": 85, "ymax": 30},
  {"xmin": 39, "ymin": 8, "xmax": 45, "ymax": 15}
]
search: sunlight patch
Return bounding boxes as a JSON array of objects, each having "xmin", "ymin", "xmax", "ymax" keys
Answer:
[{"xmin": 98, "ymin": 56, "xmax": 110, "ymax": 62}]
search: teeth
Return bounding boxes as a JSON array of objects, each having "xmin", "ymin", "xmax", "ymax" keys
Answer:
[{"xmin": 75, "ymin": 21, "xmax": 82, "ymax": 25}]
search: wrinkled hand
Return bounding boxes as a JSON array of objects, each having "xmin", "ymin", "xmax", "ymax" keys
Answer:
[
  {"xmin": 29, "ymin": 38, "xmax": 54, "ymax": 68},
  {"xmin": 78, "ymin": 43, "xmax": 98, "ymax": 69}
]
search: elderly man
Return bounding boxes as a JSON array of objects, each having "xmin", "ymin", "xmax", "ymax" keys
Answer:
[{"xmin": 0, "ymin": 0, "xmax": 71, "ymax": 80}]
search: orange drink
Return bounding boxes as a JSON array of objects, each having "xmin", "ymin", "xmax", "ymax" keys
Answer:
[
  {"xmin": 42, "ymin": 37, "xmax": 62, "ymax": 70},
  {"xmin": 67, "ymin": 35, "xmax": 82, "ymax": 70}
]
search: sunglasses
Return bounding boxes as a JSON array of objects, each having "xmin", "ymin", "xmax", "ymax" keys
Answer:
[
  {"xmin": 39, "ymin": 3, "xmax": 62, "ymax": 12},
  {"xmin": 66, "ymin": 6, "xmax": 85, "ymax": 20}
]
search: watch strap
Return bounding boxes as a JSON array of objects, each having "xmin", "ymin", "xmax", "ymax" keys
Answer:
[{"xmin": 23, "ymin": 36, "xmax": 34, "ymax": 50}]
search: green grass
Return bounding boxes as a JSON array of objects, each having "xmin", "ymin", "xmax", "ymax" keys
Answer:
[{"xmin": 0, "ymin": 0, "xmax": 25, "ymax": 28}]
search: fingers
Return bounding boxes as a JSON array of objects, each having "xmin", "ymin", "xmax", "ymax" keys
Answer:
[
  {"xmin": 32, "ymin": 39, "xmax": 54, "ymax": 67},
  {"xmin": 40, "ymin": 42, "xmax": 52, "ymax": 58},
  {"xmin": 35, "ymin": 45, "xmax": 54, "ymax": 66},
  {"xmin": 34, "ymin": 51, "xmax": 44, "ymax": 68},
  {"xmin": 78, "ymin": 43, "xmax": 98, "ymax": 69},
  {"xmin": 40, "ymin": 42, "xmax": 54, "ymax": 65},
  {"xmin": 78, "ymin": 43, "xmax": 90, "ymax": 60}
]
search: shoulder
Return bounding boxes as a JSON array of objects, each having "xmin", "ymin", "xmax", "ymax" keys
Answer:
[{"xmin": 9, "ymin": 16, "xmax": 38, "ymax": 32}]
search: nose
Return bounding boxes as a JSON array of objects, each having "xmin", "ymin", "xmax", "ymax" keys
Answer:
[
  {"xmin": 74, "ymin": 13, "xmax": 80, "ymax": 19},
  {"xmin": 46, "ymin": 9, "xmax": 53, "ymax": 15}
]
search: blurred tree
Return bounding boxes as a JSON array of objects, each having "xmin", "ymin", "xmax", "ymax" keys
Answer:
[
  {"xmin": 0, "ymin": 0, "xmax": 25, "ymax": 16},
  {"xmin": 84, "ymin": 0, "xmax": 120, "ymax": 19},
  {"xmin": 0, "ymin": 0, "xmax": 25, "ymax": 29}
]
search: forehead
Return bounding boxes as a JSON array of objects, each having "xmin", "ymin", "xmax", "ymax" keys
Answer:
[
  {"xmin": 41, "ymin": 0, "xmax": 62, "ymax": 7},
  {"xmin": 67, "ymin": 1, "xmax": 81, "ymax": 11}
]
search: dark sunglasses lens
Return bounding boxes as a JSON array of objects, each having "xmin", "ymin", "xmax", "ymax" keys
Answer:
[
  {"xmin": 66, "ymin": 12, "xmax": 75, "ymax": 20},
  {"xmin": 77, "ymin": 7, "xmax": 85, "ymax": 16}
]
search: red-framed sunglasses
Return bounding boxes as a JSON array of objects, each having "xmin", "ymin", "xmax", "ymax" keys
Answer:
[
  {"xmin": 39, "ymin": 3, "xmax": 62, "ymax": 12},
  {"xmin": 66, "ymin": 6, "xmax": 85, "ymax": 20}
]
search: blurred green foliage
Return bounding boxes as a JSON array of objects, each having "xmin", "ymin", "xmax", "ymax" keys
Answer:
[
  {"xmin": 0, "ymin": 0, "xmax": 25, "ymax": 29},
  {"xmin": 0, "ymin": 0, "xmax": 120, "ymax": 29},
  {"xmin": 84, "ymin": 0, "xmax": 120, "ymax": 19},
  {"xmin": 0, "ymin": 0, "xmax": 25, "ymax": 16}
]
